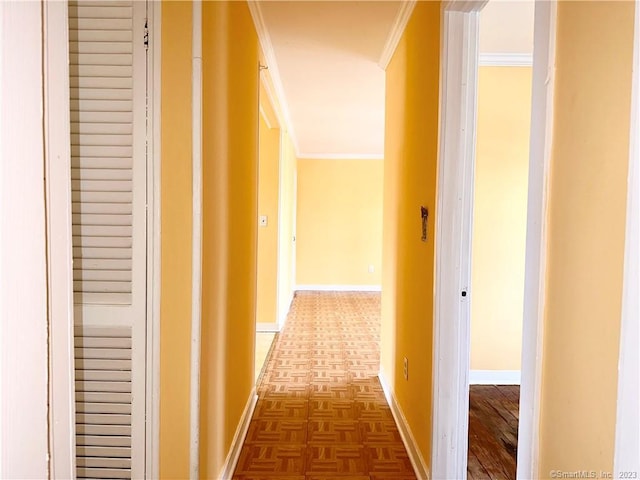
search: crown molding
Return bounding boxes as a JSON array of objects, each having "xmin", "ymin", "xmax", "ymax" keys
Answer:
[
  {"xmin": 248, "ymin": 1, "xmax": 300, "ymax": 152},
  {"xmin": 297, "ymin": 153, "xmax": 384, "ymax": 161},
  {"xmin": 444, "ymin": 0, "xmax": 488, "ymax": 13},
  {"xmin": 378, "ymin": 1, "xmax": 417, "ymax": 70},
  {"xmin": 479, "ymin": 53, "xmax": 533, "ymax": 66}
]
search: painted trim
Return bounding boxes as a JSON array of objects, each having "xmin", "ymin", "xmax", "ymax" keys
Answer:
[
  {"xmin": 0, "ymin": 2, "xmax": 49, "ymax": 477},
  {"xmin": 259, "ymin": 103, "xmax": 273, "ymax": 130},
  {"xmin": 218, "ymin": 390, "xmax": 259, "ymax": 480},
  {"xmin": 295, "ymin": 284, "xmax": 382, "ymax": 292},
  {"xmin": 479, "ymin": 53, "xmax": 533, "ymax": 67},
  {"xmin": 256, "ymin": 322, "xmax": 280, "ymax": 333},
  {"xmin": 517, "ymin": 3, "xmax": 556, "ymax": 478},
  {"xmin": 189, "ymin": 2, "xmax": 203, "ymax": 478},
  {"xmin": 469, "ymin": 370, "xmax": 521, "ymax": 385},
  {"xmin": 43, "ymin": 1, "xmax": 76, "ymax": 477},
  {"xmin": 259, "ymin": 73, "xmax": 282, "ymax": 130},
  {"xmin": 432, "ymin": 3, "xmax": 485, "ymax": 479},
  {"xmin": 614, "ymin": 0, "xmax": 640, "ymax": 473},
  {"xmin": 379, "ymin": 371, "xmax": 430, "ymax": 480},
  {"xmin": 297, "ymin": 153, "xmax": 384, "ymax": 160},
  {"xmin": 378, "ymin": 1, "xmax": 417, "ymax": 70},
  {"xmin": 248, "ymin": 1, "xmax": 300, "ymax": 153},
  {"xmin": 146, "ymin": 0, "xmax": 162, "ymax": 478}
]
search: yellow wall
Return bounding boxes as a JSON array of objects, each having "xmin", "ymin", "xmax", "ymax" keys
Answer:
[
  {"xmin": 159, "ymin": 2, "xmax": 192, "ymax": 478},
  {"xmin": 381, "ymin": 1, "xmax": 440, "ymax": 463},
  {"xmin": 256, "ymin": 114, "xmax": 280, "ymax": 325},
  {"xmin": 296, "ymin": 159, "xmax": 383, "ymax": 286},
  {"xmin": 539, "ymin": 1, "xmax": 635, "ymax": 475},
  {"xmin": 200, "ymin": 2, "xmax": 259, "ymax": 477},
  {"xmin": 470, "ymin": 67, "xmax": 532, "ymax": 371}
]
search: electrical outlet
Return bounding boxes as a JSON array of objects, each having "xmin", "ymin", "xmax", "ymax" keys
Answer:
[
  {"xmin": 403, "ymin": 357, "xmax": 408, "ymax": 380},
  {"xmin": 368, "ymin": 264, "xmax": 375, "ymax": 273}
]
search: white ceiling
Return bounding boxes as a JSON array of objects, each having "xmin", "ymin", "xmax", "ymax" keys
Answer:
[{"xmin": 257, "ymin": 0, "xmax": 534, "ymax": 158}]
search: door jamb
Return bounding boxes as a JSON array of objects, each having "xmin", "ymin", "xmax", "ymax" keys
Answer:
[
  {"xmin": 517, "ymin": 2, "xmax": 556, "ymax": 478},
  {"xmin": 431, "ymin": 2, "xmax": 485, "ymax": 478},
  {"xmin": 146, "ymin": 0, "xmax": 162, "ymax": 478},
  {"xmin": 431, "ymin": 1, "xmax": 556, "ymax": 478},
  {"xmin": 44, "ymin": 1, "xmax": 76, "ymax": 477},
  {"xmin": 613, "ymin": 0, "xmax": 640, "ymax": 472}
]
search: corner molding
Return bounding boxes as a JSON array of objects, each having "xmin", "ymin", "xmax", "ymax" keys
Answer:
[
  {"xmin": 379, "ymin": 370, "xmax": 430, "ymax": 480},
  {"xmin": 295, "ymin": 284, "xmax": 382, "ymax": 292},
  {"xmin": 378, "ymin": 1, "xmax": 417, "ymax": 70},
  {"xmin": 248, "ymin": 1, "xmax": 300, "ymax": 153},
  {"xmin": 297, "ymin": 153, "xmax": 384, "ymax": 161},
  {"xmin": 479, "ymin": 53, "xmax": 533, "ymax": 67},
  {"xmin": 218, "ymin": 389, "xmax": 259, "ymax": 480},
  {"xmin": 470, "ymin": 370, "xmax": 521, "ymax": 385}
]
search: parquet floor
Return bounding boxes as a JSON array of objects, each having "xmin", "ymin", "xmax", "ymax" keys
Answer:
[
  {"xmin": 234, "ymin": 291, "xmax": 417, "ymax": 480},
  {"xmin": 467, "ymin": 385, "xmax": 520, "ymax": 480}
]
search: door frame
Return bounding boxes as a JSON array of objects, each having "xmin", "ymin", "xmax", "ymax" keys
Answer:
[
  {"xmin": 614, "ymin": 0, "xmax": 640, "ymax": 473},
  {"xmin": 44, "ymin": 1, "xmax": 76, "ymax": 477},
  {"xmin": 431, "ymin": 1, "xmax": 556, "ymax": 478},
  {"xmin": 43, "ymin": 1, "xmax": 162, "ymax": 477},
  {"xmin": 146, "ymin": 0, "xmax": 162, "ymax": 478}
]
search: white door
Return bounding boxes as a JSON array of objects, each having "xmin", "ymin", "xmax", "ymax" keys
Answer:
[{"xmin": 69, "ymin": 1, "xmax": 147, "ymax": 478}]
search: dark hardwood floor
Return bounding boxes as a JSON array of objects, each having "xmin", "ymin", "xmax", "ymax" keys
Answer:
[{"xmin": 467, "ymin": 385, "xmax": 520, "ymax": 480}]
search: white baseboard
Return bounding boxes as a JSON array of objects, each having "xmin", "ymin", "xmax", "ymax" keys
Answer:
[
  {"xmin": 256, "ymin": 322, "xmax": 279, "ymax": 332},
  {"xmin": 218, "ymin": 388, "xmax": 258, "ymax": 480},
  {"xmin": 469, "ymin": 370, "xmax": 521, "ymax": 385},
  {"xmin": 295, "ymin": 284, "xmax": 382, "ymax": 292},
  {"xmin": 378, "ymin": 370, "xmax": 430, "ymax": 480}
]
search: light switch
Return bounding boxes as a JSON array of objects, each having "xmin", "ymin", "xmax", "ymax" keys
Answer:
[{"xmin": 259, "ymin": 215, "xmax": 268, "ymax": 227}]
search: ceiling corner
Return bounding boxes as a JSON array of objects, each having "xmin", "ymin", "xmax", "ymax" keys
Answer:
[
  {"xmin": 248, "ymin": 1, "xmax": 300, "ymax": 152},
  {"xmin": 378, "ymin": 0, "xmax": 417, "ymax": 70}
]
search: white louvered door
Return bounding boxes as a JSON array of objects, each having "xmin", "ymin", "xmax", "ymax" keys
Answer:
[{"xmin": 69, "ymin": 1, "xmax": 147, "ymax": 478}]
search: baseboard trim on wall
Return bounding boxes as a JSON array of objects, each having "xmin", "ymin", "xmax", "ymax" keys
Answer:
[
  {"xmin": 256, "ymin": 322, "xmax": 280, "ymax": 332},
  {"xmin": 218, "ymin": 389, "xmax": 258, "ymax": 480},
  {"xmin": 469, "ymin": 370, "xmax": 521, "ymax": 385},
  {"xmin": 295, "ymin": 284, "xmax": 382, "ymax": 292},
  {"xmin": 378, "ymin": 370, "xmax": 430, "ymax": 480}
]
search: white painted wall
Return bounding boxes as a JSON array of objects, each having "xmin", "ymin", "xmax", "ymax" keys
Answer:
[{"xmin": 0, "ymin": 1, "xmax": 50, "ymax": 478}]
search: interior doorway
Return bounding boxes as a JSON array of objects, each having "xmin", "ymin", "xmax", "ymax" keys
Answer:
[
  {"xmin": 466, "ymin": 4, "xmax": 534, "ymax": 477},
  {"xmin": 431, "ymin": 1, "xmax": 557, "ymax": 478}
]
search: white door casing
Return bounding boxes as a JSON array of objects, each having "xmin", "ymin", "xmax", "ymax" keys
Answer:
[
  {"xmin": 614, "ymin": 0, "xmax": 640, "ymax": 473},
  {"xmin": 517, "ymin": 2, "xmax": 556, "ymax": 478},
  {"xmin": 45, "ymin": 0, "xmax": 76, "ymax": 477},
  {"xmin": 431, "ymin": 2, "xmax": 485, "ymax": 478},
  {"xmin": 70, "ymin": 1, "xmax": 147, "ymax": 478},
  {"xmin": 432, "ymin": 1, "xmax": 557, "ymax": 478}
]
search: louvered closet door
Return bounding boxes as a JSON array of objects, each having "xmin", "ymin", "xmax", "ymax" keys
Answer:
[{"xmin": 69, "ymin": 1, "xmax": 147, "ymax": 479}]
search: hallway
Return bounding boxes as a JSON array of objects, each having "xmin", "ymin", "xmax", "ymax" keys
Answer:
[{"xmin": 234, "ymin": 292, "xmax": 417, "ymax": 479}]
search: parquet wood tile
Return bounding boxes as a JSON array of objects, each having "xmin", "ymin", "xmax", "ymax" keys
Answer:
[
  {"xmin": 359, "ymin": 421, "xmax": 403, "ymax": 444},
  {"xmin": 234, "ymin": 445, "xmax": 306, "ymax": 476},
  {"xmin": 245, "ymin": 420, "xmax": 308, "ymax": 444},
  {"xmin": 305, "ymin": 445, "xmax": 367, "ymax": 475},
  {"xmin": 365, "ymin": 445, "xmax": 415, "ymax": 475},
  {"xmin": 254, "ymin": 399, "xmax": 309, "ymax": 419},
  {"xmin": 308, "ymin": 400, "xmax": 357, "ymax": 420},
  {"xmin": 307, "ymin": 420, "xmax": 361, "ymax": 444},
  {"xmin": 232, "ymin": 292, "xmax": 415, "ymax": 480}
]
